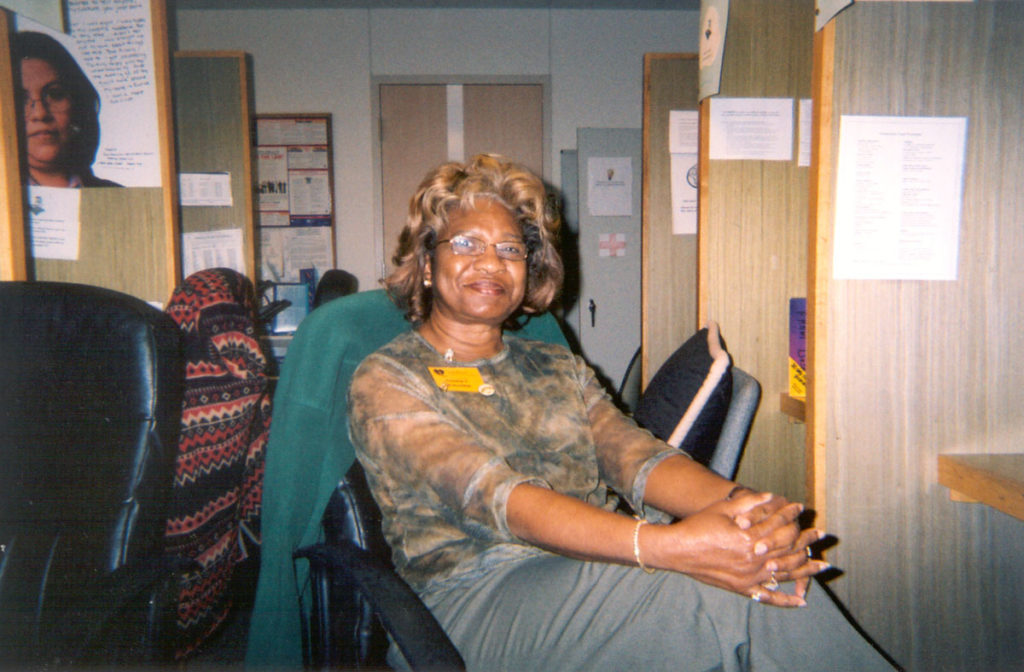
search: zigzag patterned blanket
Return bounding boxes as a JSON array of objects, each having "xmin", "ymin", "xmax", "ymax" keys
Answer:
[{"xmin": 164, "ymin": 268, "xmax": 271, "ymax": 659}]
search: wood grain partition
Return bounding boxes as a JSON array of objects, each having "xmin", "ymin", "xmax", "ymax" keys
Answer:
[
  {"xmin": 641, "ymin": 54, "xmax": 699, "ymax": 387},
  {"xmin": 810, "ymin": 4, "xmax": 1024, "ymax": 670},
  {"xmin": 698, "ymin": 0, "xmax": 813, "ymax": 501},
  {"xmin": 173, "ymin": 51, "xmax": 257, "ymax": 281},
  {"xmin": 31, "ymin": 0, "xmax": 179, "ymax": 306},
  {"xmin": 0, "ymin": 9, "xmax": 27, "ymax": 281}
]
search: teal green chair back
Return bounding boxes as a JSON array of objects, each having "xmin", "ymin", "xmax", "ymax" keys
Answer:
[{"xmin": 246, "ymin": 289, "xmax": 569, "ymax": 668}]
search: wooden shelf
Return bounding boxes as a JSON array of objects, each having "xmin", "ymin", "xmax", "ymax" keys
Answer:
[
  {"xmin": 938, "ymin": 453, "xmax": 1024, "ymax": 522},
  {"xmin": 779, "ymin": 393, "xmax": 805, "ymax": 423}
]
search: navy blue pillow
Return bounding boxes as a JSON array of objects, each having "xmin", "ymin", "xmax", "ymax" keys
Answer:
[{"xmin": 633, "ymin": 323, "xmax": 732, "ymax": 466}]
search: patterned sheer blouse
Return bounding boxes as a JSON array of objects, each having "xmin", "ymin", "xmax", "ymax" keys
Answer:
[{"xmin": 348, "ymin": 330, "xmax": 683, "ymax": 593}]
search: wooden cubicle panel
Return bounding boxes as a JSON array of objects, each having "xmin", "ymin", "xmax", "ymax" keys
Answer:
[
  {"xmin": 30, "ymin": 0, "xmax": 179, "ymax": 305},
  {"xmin": 641, "ymin": 54, "xmax": 699, "ymax": 387},
  {"xmin": 173, "ymin": 51, "xmax": 256, "ymax": 281},
  {"xmin": 34, "ymin": 188, "xmax": 173, "ymax": 297},
  {"xmin": 810, "ymin": 4, "xmax": 1024, "ymax": 670},
  {"xmin": 0, "ymin": 9, "xmax": 27, "ymax": 281},
  {"xmin": 698, "ymin": 0, "xmax": 813, "ymax": 501},
  {"xmin": 32, "ymin": 185, "xmax": 175, "ymax": 303},
  {"xmin": 804, "ymin": 16, "xmax": 834, "ymax": 529}
]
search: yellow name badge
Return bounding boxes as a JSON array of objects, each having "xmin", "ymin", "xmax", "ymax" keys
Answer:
[{"xmin": 428, "ymin": 366, "xmax": 495, "ymax": 395}]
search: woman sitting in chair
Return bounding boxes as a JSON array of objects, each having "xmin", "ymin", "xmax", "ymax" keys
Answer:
[{"xmin": 348, "ymin": 154, "xmax": 892, "ymax": 671}]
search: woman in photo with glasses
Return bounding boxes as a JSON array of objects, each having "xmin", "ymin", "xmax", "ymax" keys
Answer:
[{"xmin": 13, "ymin": 31, "xmax": 120, "ymax": 188}]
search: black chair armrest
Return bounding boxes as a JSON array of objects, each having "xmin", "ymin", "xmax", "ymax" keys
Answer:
[
  {"xmin": 294, "ymin": 541, "xmax": 465, "ymax": 671},
  {"xmin": 57, "ymin": 557, "xmax": 192, "ymax": 665}
]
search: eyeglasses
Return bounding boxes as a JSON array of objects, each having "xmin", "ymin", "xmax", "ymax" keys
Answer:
[
  {"xmin": 435, "ymin": 235, "xmax": 529, "ymax": 261},
  {"xmin": 21, "ymin": 84, "xmax": 72, "ymax": 113}
]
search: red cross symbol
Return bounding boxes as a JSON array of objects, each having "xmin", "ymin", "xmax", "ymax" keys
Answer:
[{"xmin": 598, "ymin": 233, "xmax": 627, "ymax": 257}]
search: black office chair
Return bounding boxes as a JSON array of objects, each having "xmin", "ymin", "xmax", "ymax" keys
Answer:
[
  {"xmin": 0, "ymin": 281, "xmax": 185, "ymax": 667},
  {"xmin": 295, "ymin": 462, "xmax": 463, "ymax": 670},
  {"xmin": 633, "ymin": 322, "xmax": 761, "ymax": 479},
  {"xmin": 617, "ymin": 346, "xmax": 643, "ymax": 414},
  {"xmin": 707, "ymin": 367, "xmax": 761, "ymax": 479},
  {"xmin": 253, "ymin": 290, "xmax": 568, "ymax": 671}
]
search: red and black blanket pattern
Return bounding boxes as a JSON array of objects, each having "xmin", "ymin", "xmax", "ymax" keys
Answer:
[{"xmin": 164, "ymin": 268, "xmax": 271, "ymax": 659}]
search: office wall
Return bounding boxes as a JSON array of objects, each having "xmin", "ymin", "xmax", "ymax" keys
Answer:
[{"xmin": 174, "ymin": 7, "xmax": 699, "ymax": 291}]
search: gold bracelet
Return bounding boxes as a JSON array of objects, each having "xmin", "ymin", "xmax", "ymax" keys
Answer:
[{"xmin": 632, "ymin": 518, "xmax": 655, "ymax": 574}]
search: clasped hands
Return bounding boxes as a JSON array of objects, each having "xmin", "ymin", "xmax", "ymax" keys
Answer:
[{"xmin": 650, "ymin": 489, "xmax": 829, "ymax": 608}]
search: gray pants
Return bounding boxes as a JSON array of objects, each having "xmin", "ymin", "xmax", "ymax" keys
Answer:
[{"xmin": 419, "ymin": 553, "xmax": 893, "ymax": 672}]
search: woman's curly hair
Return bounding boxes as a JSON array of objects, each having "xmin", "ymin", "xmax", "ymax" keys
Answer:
[{"xmin": 384, "ymin": 154, "xmax": 563, "ymax": 327}]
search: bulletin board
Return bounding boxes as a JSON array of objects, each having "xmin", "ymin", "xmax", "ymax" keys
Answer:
[{"xmin": 254, "ymin": 113, "xmax": 336, "ymax": 284}]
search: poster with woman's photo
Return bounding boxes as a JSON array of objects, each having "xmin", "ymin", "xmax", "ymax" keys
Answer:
[{"xmin": 14, "ymin": 0, "xmax": 161, "ymax": 188}]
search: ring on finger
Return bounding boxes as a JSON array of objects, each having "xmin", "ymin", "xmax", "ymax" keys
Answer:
[
  {"xmin": 751, "ymin": 590, "xmax": 763, "ymax": 603},
  {"xmin": 763, "ymin": 571, "xmax": 780, "ymax": 591}
]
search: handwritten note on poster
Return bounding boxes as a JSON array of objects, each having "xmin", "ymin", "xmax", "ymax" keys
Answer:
[{"xmin": 68, "ymin": 0, "xmax": 160, "ymax": 186}]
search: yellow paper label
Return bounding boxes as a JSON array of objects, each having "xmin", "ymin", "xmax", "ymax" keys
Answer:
[
  {"xmin": 788, "ymin": 357, "xmax": 806, "ymax": 399},
  {"xmin": 429, "ymin": 366, "xmax": 487, "ymax": 393}
]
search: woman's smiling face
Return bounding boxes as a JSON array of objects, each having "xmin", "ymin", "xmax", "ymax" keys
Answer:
[{"xmin": 425, "ymin": 198, "xmax": 528, "ymax": 330}]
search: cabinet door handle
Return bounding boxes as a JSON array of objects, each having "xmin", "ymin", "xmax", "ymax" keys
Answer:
[{"xmin": 588, "ymin": 299, "xmax": 596, "ymax": 328}]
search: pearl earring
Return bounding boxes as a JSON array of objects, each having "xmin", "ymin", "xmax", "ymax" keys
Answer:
[{"xmin": 423, "ymin": 278, "xmax": 432, "ymax": 288}]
